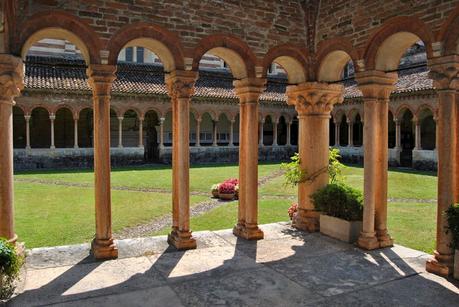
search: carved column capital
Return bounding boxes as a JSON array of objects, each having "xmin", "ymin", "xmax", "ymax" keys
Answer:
[
  {"xmin": 0, "ymin": 55, "xmax": 24, "ymax": 104},
  {"xmin": 355, "ymin": 70, "xmax": 397, "ymax": 100},
  {"xmin": 428, "ymin": 55, "xmax": 459, "ymax": 91},
  {"xmin": 286, "ymin": 82, "xmax": 344, "ymax": 116},
  {"xmin": 233, "ymin": 78, "xmax": 266, "ymax": 104},
  {"xmin": 165, "ymin": 70, "xmax": 198, "ymax": 99},
  {"xmin": 87, "ymin": 64, "xmax": 117, "ymax": 97}
]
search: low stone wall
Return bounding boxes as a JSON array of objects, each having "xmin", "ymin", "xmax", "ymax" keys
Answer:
[
  {"xmin": 334, "ymin": 146, "xmax": 364, "ymax": 165},
  {"xmin": 413, "ymin": 149, "xmax": 438, "ymax": 171},
  {"xmin": 13, "ymin": 145, "xmax": 298, "ymax": 170}
]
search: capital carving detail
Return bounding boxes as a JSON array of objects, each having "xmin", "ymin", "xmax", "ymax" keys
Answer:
[
  {"xmin": 0, "ymin": 55, "xmax": 24, "ymax": 104},
  {"xmin": 87, "ymin": 65, "xmax": 117, "ymax": 97},
  {"xmin": 165, "ymin": 70, "xmax": 198, "ymax": 99},
  {"xmin": 286, "ymin": 82, "xmax": 344, "ymax": 116},
  {"xmin": 428, "ymin": 55, "xmax": 459, "ymax": 91},
  {"xmin": 355, "ymin": 71, "xmax": 397, "ymax": 100},
  {"xmin": 233, "ymin": 78, "xmax": 266, "ymax": 104}
]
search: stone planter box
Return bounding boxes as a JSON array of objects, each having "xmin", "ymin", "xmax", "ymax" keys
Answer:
[
  {"xmin": 454, "ymin": 249, "xmax": 459, "ymax": 280},
  {"xmin": 319, "ymin": 214, "xmax": 362, "ymax": 243},
  {"xmin": 219, "ymin": 193, "xmax": 235, "ymax": 201}
]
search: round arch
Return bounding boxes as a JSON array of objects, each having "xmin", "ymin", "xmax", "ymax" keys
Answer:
[
  {"xmin": 316, "ymin": 38, "xmax": 359, "ymax": 82},
  {"xmin": 364, "ymin": 16, "xmax": 434, "ymax": 71},
  {"xmin": 17, "ymin": 10, "xmax": 101, "ymax": 64},
  {"xmin": 106, "ymin": 22, "xmax": 185, "ymax": 70},
  {"xmin": 438, "ymin": 4, "xmax": 459, "ymax": 55},
  {"xmin": 262, "ymin": 44, "xmax": 308, "ymax": 84},
  {"xmin": 192, "ymin": 35, "xmax": 257, "ymax": 79}
]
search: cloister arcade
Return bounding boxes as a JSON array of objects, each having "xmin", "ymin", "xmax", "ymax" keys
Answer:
[{"xmin": 1, "ymin": 2, "xmax": 459, "ymax": 279}]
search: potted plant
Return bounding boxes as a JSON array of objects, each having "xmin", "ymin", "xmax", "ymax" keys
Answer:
[
  {"xmin": 0, "ymin": 238, "xmax": 23, "ymax": 300},
  {"xmin": 211, "ymin": 184, "xmax": 220, "ymax": 198},
  {"xmin": 311, "ymin": 183, "xmax": 363, "ymax": 243},
  {"xmin": 446, "ymin": 203, "xmax": 459, "ymax": 279},
  {"xmin": 218, "ymin": 182, "xmax": 236, "ymax": 201}
]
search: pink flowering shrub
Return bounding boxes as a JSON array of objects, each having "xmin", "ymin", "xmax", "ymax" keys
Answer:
[
  {"xmin": 288, "ymin": 203, "xmax": 298, "ymax": 220},
  {"xmin": 219, "ymin": 182, "xmax": 236, "ymax": 194},
  {"xmin": 223, "ymin": 178, "xmax": 239, "ymax": 186}
]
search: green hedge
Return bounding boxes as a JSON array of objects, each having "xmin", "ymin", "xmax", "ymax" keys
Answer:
[{"xmin": 0, "ymin": 238, "xmax": 23, "ymax": 300}]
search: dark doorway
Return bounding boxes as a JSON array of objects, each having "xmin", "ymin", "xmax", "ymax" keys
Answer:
[
  {"xmin": 400, "ymin": 110, "xmax": 414, "ymax": 167},
  {"xmin": 144, "ymin": 110, "xmax": 159, "ymax": 162}
]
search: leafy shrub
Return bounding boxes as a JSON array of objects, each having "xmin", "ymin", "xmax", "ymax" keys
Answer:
[
  {"xmin": 288, "ymin": 203, "xmax": 298, "ymax": 220},
  {"xmin": 0, "ymin": 238, "xmax": 23, "ymax": 300},
  {"xmin": 281, "ymin": 149, "xmax": 345, "ymax": 187},
  {"xmin": 446, "ymin": 204, "xmax": 459, "ymax": 250},
  {"xmin": 311, "ymin": 183, "xmax": 363, "ymax": 221},
  {"xmin": 218, "ymin": 182, "xmax": 236, "ymax": 194}
]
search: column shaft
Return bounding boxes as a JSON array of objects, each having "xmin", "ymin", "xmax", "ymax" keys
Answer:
[
  {"xmin": 348, "ymin": 120, "xmax": 353, "ymax": 147},
  {"xmin": 74, "ymin": 118, "xmax": 79, "ymax": 148},
  {"xmin": 195, "ymin": 119, "xmax": 201, "ymax": 147},
  {"xmin": 50, "ymin": 115, "xmax": 55, "ymax": 149},
  {"xmin": 25, "ymin": 115, "xmax": 31, "ymax": 150},
  {"xmin": 138, "ymin": 118, "xmax": 144, "ymax": 147},
  {"xmin": 414, "ymin": 120, "xmax": 421, "ymax": 150},
  {"xmin": 118, "ymin": 117, "xmax": 123, "ymax": 148},
  {"xmin": 87, "ymin": 64, "xmax": 118, "ymax": 259},
  {"xmin": 258, "ymin": 121, "xmax": 264, "ymax": 146},
  {"xmin": 395, "ymin": 120, "xmax": 401, "ymax": 149},
  {"xmin": 273, "ymin": 122, "xmax": 278, "ymax": 146},
  {"xmin": 286, "ymin": 121, "xmax": 291, "ymax": 146},
  {"xmin": 334, "ymin": 122, "xmax": 340, "ymax": 146},
  {"xmin": 159, "ymin": 118, "xmax": 165, "ymax": 148},
  {"xmin": 212, "ymin": 120, "xmax": 218, "ymax": 146},
  {"xmin": 229, "ymin": 120, "xmax": 234, "ymax": 146}
]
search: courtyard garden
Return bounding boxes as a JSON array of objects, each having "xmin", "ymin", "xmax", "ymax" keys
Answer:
[{"xmin": 13, "ymin": 163, "xmax": 437, "ymax": 253}]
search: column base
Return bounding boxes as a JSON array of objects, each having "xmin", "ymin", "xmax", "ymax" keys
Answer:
[
  {"xmin": 168, "ymin": 228, "xmax": 197, "ymax": 250},
  {"xmin": 6, "ymin": 233, "xmax": 18, "ymax": 244},
  {"xmin": 91, "ymin": 237, "xmax": 118, "ymax": 260},
  {"xmin": 425, "ymin": 251, "xmax": 454, "ymax": 277},
  {"xmin": 233, "ymin": 223, "xmax": 264, "ymax": 240},
  {"xmin": 377, "ymin": 230, "xmax": 394, "ymax": 248},
  {"xmin": 357, "ymin": 232, "xmax": 380, "ymax": 250},
  {"xmin": 293, "ymin": 209, "xmax": 319, "ymax": 232}
]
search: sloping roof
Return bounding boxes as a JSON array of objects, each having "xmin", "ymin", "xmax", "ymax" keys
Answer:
[{"xmin": 24, "ymin": 56, "xmax": 434, "ymax": 103}]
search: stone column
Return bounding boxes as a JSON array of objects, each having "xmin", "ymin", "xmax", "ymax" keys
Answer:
[
  {"xmin": 414, "ymin": 117, "xmax": 421, "ymax": 150},
  {"xmin": 24, "ymin": 115, "xmax": 31, "ymax": 150},
  {"xmin": 258, "ymin": 118, "xmax": 264, "ymax": 147},
  {"xmin": 138, "ymin": 117, "xmax": 144, "ymax": 148},
  {"xmin": 395, "ymin": 118, "xmax": 401, "ymax": 149},
  {"xmin": 74, "ymin": 117, "xmax": 79, "ymax": 149},
  {"xmin": 233, "ymin": 78, "xmax": 266, "ymax": 240},
  {"xmin": 195, "ymin": 117, "xmax": 201, "ymax": 147},
  {"xmin": 273, "ymin": 119, "xmax": 278, "ymax": 146},
  {"xmin": 212, "ymin": 120, "xmax": 218, "ymax": 146},
  {"xmin": 355, "ymin": 71, "xmax": 397, "ymax": 250},
  {"xmin": 0, "ymin": 55, "xmax": 23, "ymax": 243},
  {"xmin": 159, "ymin": 117, "xmax": 165, "ymax": 148},
  {"xmin": 165, "ymin": 70, "xmax": 198, "ymax": 250},
  {"xmin": 347, "ymin": 118, "xmax": 354, "ymax": 147},
  {"xmin": 87, "ymin": 64, "xmax": 118, "ymax": 259},
  {"xmin": 117, "ymin": 116, "xmax": 123, "ymax": 148},
  {"xmin": 286, "ymin": 120, "xmax": 291, "ymax": 146},
  {"xmin": 287, "ymin": 82, "xmax": 343, "ymax": 232},
  {"xmin": 425, "ymin": 56, "xmax": 459, "ymax": 276},
  {"xmin": 49, "ymin": 114, "xmax": 56, "ymax": 149},
  {"xmin": 229, "ymin": 118, "xmax": 235, "ymax": 147},
  {"xmin": 334, "ymin": 120, "xmax": 340, "ymax": 146}
]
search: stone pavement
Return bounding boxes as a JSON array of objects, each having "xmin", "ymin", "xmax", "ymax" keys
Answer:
[{"xmin": 6, "ymin": 223, "xmax": 459, "ymax": 306}]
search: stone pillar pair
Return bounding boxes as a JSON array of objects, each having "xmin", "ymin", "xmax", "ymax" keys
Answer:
[
  {"xmin": 233, "ymin": 78, "xmax": 266, "ymax": 240},
  {"xmin": 287, "ymin": 82, "xmax": 344, "ymax": 231},
  {"xmin": 425, "ymin": 56, "xmax": 459, "ymax": 276},
  {"xmin": 165, "ymin": 70, "xmax": 198, "ymax": 249},
  {"xmin": 0, "ymin": 55, "xmax": 24, "ymax": 243},
  {"xmin": 355, "ymin": 71, "xmax": 396, "ymax": 250}
]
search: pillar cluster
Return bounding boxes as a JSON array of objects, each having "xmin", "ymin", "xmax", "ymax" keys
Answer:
[{"xmin": 287, "ymin": 82, "xmax": 343, "ymax": 232}]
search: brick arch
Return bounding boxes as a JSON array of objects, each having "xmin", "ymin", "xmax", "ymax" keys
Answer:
[
  {"xmin": 191, "ymin": 34, "xmax": 257, "ymax": 79},
  {"xmin": 53, "ymin": 105, "xmax": 76, "ymax": 119},
  {"xmin": 316, "ymin": 37, "xmax": 359, "ymax": 82},
  {"xmin": 144, "ymin": 107, "xmax": 164, "ymax": 119},
  {"xmin": 415, "ymin": 104, "xmax": 436, "ymax": 120},
  {"xmin": 106, "ymin": 22, "xmax": 185, "ymax": 71},
  {"xmin": 438, "ymin": 4, "xmax": 459, "ymax": 55},
  {"xmin": 261, "ymin": 44, "xmax": 308, "ymax": 84},
  {"xmin": 364, "ymin": 16, "xmax": 434, "ymax": 71},
  {"xmin": 16, "ymin": 10, "xmax": 101, "ymax": 65},
  {"xmin": 31, "ymin": 105, "xmax": 52, "ymax": 115},
  {"xmin": 121, "ymin": 108, "xmax": 142, "ymax": 119},
  {"xmin": 201, "ymin": 111, "xmax": 218, "ymax": 121}
]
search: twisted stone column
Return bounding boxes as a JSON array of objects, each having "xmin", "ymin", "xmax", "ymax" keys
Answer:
[
  {"xmin": 87, "ymin": 64, "xmax": 118, "ymax": 259},
  {"xmin": 356, "ymin": 71, "xmax": 397, "ymax": 250},
  {"xmin": 425, "ymin": 56, "xmax": 459, "ymax": 276},
  {"xmin": 233, "ymin": 78, "xmax": 266, "ymax": 240},
  {"xmin": 166, "ymin": 70, "xmax": 198, "ymax": 250},
  {"xmin": 287, "ymin": 82, "xmax": 343, "ymax": 232},
  {"xmin": 0, "ymin": 55, "xmax": 23, "ymax": 243}
]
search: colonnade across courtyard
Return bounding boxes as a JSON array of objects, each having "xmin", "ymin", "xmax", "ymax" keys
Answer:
[{"xmin": 0, "ymin": 9, "xmax": 459, "ymax": 279}]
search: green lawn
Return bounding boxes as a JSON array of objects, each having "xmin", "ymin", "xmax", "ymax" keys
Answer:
[{"xmin": 13, "ymin": 162, "xmax": 438, "ymax": 253}]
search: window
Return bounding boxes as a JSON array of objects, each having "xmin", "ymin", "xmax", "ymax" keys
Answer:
[
  {"xmin": 125, "ymin": 47, "xmax": 133, "ymax": 62},
  {"xmin": 136, "ymin": 47, "xmax": 144, "ymax": 63}
]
